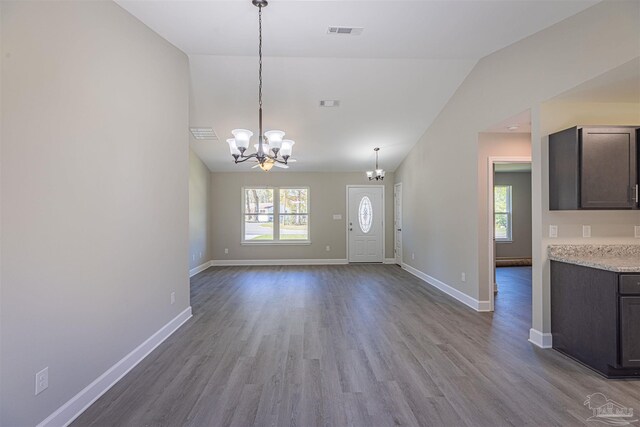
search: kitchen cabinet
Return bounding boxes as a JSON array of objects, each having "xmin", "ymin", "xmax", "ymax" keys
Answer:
[
  {"xmin": 549, "ymin": 126, "xmax": 638, "ymax": 210},
  {"xmin": 551, "ymin": 261, "xmax": 640, "ymax": 378}
]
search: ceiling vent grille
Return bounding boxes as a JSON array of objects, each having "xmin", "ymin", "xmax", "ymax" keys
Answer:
[
  {"xmin": 190, "ymin": 127, "xmax": 218, "ymax": 140},
  {"xmin": 320, "ymin": 100, "xmax": 340, "ymax": 107},
  {"xmin": 327, "ymin": 26, "xmax": 364, "ymax": 36}
]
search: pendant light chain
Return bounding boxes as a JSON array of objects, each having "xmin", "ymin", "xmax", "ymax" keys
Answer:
[
  {"xmin": 226, "ymin": 1, "xmax": 295, "ymax": 171},
  {"xmin": 258, "ymin": 4, "xmax": 263, "ymax": 153}
]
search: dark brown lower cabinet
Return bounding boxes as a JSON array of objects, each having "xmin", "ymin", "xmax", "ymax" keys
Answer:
[
  {"xmin": 551, "ymin": 261, "xmax": 640, "ymax": 378},
  {"xmin": 620, "ymin": 297, "xmax": 640, "ymax": 368}
]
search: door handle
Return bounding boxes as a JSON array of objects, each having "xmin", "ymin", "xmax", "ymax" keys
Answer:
[{"xmin": 397, "ymin": 228, "xmax": 402, "ymax": 231}]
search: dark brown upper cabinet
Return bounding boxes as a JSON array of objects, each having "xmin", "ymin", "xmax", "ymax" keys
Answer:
[{"xmin": 549, "ymin": 126, "xmax": 639, "ymax": 210}]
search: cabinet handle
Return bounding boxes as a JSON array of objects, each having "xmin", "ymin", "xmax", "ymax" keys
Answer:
[{"xmin": 636, "ymin": 185, "xmax": 638, "ymax": 203}]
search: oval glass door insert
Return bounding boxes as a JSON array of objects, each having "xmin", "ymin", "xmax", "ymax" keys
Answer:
[{"xmin": 358, "ymin": 196, "xmax": 373, "ymax": 233}]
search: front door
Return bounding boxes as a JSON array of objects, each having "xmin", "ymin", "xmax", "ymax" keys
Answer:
[{"xmin": 348, "ymin": 186, "xmax": 384, "ymax": 263}]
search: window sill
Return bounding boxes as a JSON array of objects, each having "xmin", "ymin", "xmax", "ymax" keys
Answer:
[
  {"xmin": 241, "ymin": 240, "xmax": 312, "ymax": 246},
  {"xmin": 496, "ymin": 240, "xmax": 513, "ymax": 244}
]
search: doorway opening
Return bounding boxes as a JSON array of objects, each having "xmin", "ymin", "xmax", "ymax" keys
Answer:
[
  {"xmin": 489, "ymin": 159, "xmax": 532, "ymax": 314},
  {"xmin": 394, "ymin": 183, "xmax": 402, "ymax": 265}
]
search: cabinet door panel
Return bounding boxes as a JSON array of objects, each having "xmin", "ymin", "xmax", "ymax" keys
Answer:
[
  {"xmin": 620, "ymin": 296, "xmax": 640, "ymax": 368},
  {"xmin": 581, "ymin": 128, "xmax": 635, "ymax": 209}
]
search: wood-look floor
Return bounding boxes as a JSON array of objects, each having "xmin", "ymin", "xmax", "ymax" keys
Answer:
[{"xmin": 73, "ymin": 265, "xmax": 640, "ymax": 426}]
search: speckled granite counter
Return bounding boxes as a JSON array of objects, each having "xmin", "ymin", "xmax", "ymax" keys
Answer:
[{"xmin": 548, "ymin": 244, "xmax": 640, "ymax": 273}]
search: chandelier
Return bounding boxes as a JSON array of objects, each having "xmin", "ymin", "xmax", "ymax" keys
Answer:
[
  {"xmin": 225, "ymin": 0, "xmax": 295, "ymax": 172},
  {"xmin": 366, "ymin": 148, "xmax": 385, "ymax": 180}
]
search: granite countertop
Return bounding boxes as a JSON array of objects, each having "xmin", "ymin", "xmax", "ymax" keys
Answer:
[{"xmin": 548, "ymin": 244, "xmax": 640, "ymax": 273}]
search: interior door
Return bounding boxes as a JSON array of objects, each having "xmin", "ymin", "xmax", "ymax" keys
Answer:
[
  {"xmin": 348, "ymin": 186, "xmax": 383, "ymax": 263},
  {"xmin": 394, "ymin": 183, "xmax": 402, "ymax": 265}
]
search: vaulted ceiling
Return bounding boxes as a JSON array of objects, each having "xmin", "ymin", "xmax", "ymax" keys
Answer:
[{"xmin": 117, "ymin": 0, "xmax": 598, "ymax": 172}]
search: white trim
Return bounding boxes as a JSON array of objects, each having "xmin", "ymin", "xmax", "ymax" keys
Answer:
[
  {"xmin": 528, "ymin": 328, "xmax": 553, "ymax": 348},
  {"xmin": 402, "ymin": 263, "xmax": 491, "ymax": 312},
  {"xmin": 346, "ymin": 185, "xmax": 385, "ymax": 263},
  {"xmin": 384, "ymin": 258, "xmax": 397, "ymax": 264},
  {"xmin": 37, "ymin": 307, "xmax": 193, "ymax": 427},
  {"xmin": 189, "ymin": 260, "xmax": 212, "ymax": 277},
  {"xmin": 487, "ymin": 156, "xmax": 532, "ymax": 312},
  {"xmin": 211, "ymin": 258, "xmax": 348, "ymax": 266}
]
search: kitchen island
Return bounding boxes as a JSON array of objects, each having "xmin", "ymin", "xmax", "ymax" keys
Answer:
[{"xmin": 549, "ymin": 245, "xmax": 640, "ymax": 378}]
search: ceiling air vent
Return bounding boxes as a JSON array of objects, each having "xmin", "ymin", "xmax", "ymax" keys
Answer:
[
  {"xmin": 190, "ymin": 127, "xmax": 218, "ymax": 140},
  {"xmin": 320, "ymin": 100, "xmax": 340, "ymax": 107},
  {"xmin": 327, "ymin": 26, "xmax": 364, "ymax": 36}
]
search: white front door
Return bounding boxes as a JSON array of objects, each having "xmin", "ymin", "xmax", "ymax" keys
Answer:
[
  {"xmin": 348, "ymin": 186, "xmax": 384, "ymax": 263},
  {"xmin": 394, "ymin": 183, "xmax": 402, "ymax": 265}
]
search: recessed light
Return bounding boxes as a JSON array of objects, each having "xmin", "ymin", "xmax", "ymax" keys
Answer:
[
  {"xmin": 507, "ymin": 125, "xmax": 520, "ymax": 131},
  {"xmin": 320, "ymin": 100, "xmax": 340, "ymax": 107},
  {"xmin": 190, "ymin": 127, "xmax": 218, "ymax": 140}
]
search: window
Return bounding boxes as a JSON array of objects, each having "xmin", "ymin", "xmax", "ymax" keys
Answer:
[
  {"xmin": 494, "ymin": 185, "xmax": 512, "ymax": 242},
  {"xmin": 242, "ymin": 187, "xmax": 309, "ymax": 243}
]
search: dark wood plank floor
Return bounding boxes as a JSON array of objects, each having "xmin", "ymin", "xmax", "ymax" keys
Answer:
[{"xmin": 73, "ymin": 265, "xmax": 640, "ymax": 426}]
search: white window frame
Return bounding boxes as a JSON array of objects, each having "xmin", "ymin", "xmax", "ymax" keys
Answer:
[
  {"xmin": 241, "ymin": 186, "xmax": 311, "ymax": 245},
  {"xmin": 494, "ymin": 185, "xmax": 512, "ymax": 243}
]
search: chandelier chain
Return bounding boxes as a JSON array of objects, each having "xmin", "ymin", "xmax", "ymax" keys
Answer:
[{"xmin": 258, "ymin": 5, "xmax": 263, "ymax": 111}]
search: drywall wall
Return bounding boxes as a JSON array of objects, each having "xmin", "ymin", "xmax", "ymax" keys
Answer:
[
  {"xmin": 0, "ymin": 2, "xmax": 189, "ymax": 425},
  {"xmin": 477, "ymin": 132, "xmax": 531, "ymax": 302},
  {"xmin": 189, "ymin": 149, "xmax": 212, "ymax": 269},
  {"xmin": 210, "ymin": 172, "xmax": 395, "ymax": 261},
  {"xmin": 495, "ymin": 171, "xmax": 532, "ymax": 259},
  {"xmin": 394, "ymin": 0, "xmax": 639, "ymax": 339}
]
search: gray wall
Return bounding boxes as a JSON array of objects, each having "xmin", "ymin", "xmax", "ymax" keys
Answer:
[
  {"xmin": 210, "ymin": 172, "xmax": 395, "ymax": 261},
  {"xmin": 394, "ymin": 0, "xmax": 639, "ymax": 337},
  {"xmin": 189, "ymin": 149, "xmax": 212, "ymax": 269},
  {"xmin": 495, "ymin": 172, "xmax": 532, "ymax": 259},
  {"xmin": 0, "ymin": 2, "xmax": 190, "ymax": 425}
]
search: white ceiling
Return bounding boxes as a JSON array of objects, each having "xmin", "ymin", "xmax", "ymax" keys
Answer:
[
  {"xmin": 117, "ymin": 0, "xmax": 598, "ymax": 172},
  {"xmin": 485, "ymin": 109, "xmax": 531, "ymax": 133},
  {"xmin": 550, "ymin": 57, "xmax": 640, "ymax": 104}
]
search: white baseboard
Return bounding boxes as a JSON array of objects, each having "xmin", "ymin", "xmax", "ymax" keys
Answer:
[
  {"xmin": 211, "ymin": 258, "xmax": 348, "ymax": 266},
  {"xmin": 189, "ymin": 260, "xmax": 212, "ymax": 277},
  {"xmin": 384, "ymin": 258, "xmax": 397, "ymax": 264},
  {"xmin": 401, "ymin": 263, "xmax": 491, "ymax": 312},
  {"xmin": 529, "ymin": 328, "xmax": 553, "ymax": 348},
  {"xmin": 37, "ymin": 307, "xmax": 193, "ymax": 427}
]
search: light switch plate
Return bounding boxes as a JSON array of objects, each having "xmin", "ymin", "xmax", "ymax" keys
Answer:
[
  {"xmin": 549, "ymin": 225, "xmax": 558, "ymax": 238},
  {"xmin": 582, "ymin": 225, "xmax": 591, "ymax": 238},
  {"xmin": 635, "ymin": 226, "xmax": 640, "ymax": 238}
]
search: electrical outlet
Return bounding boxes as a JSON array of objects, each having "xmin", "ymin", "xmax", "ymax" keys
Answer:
[
  {"xmin": 582, "ymin": 225, "xmax": 591, "ymax": 238},
  {"xmin": 461, "ymin": 272, "xmax": 466, "ymax": 282},
  {"xmin": 411, "ymin": 253, "xmax": 415, "ymax": 260},
  {"xmin": 170, "ymin": 292, "xmax": 175, "ymax": 305},
  {"xmin": 332, "ymin": 214, "xmax": 342, "ymax": 220},
  {"xmin": 635, "ymin": 226, "xmax": 640, "ymax": 238},
  {"xmin": 35, "ymin": 367, "xmax": 48, "ymax": 395},
  {"xmin": 224, "ymin": 248, "xmax": 229, "ymax": 254},
  {"xmin": 549, "ymin": 225, "xmax": 558, "ymax": 238},
  {"xmin": 325, "ymin": 245, "xmax": 330, "ymax": 252}
]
